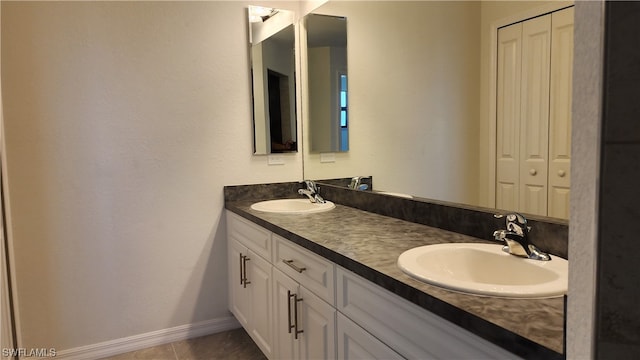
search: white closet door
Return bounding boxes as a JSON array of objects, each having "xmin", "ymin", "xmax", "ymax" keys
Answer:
[
  {"xmin": 496, "ymin": 22, "xmax": 522, "ymax": 212},
  {"xmin": 548, "ymin": 7, "xmax": 574, "ymax": 219},
  {"xmin": 519, "ymin": 14, "xmax": 551, "ymax": 216}
]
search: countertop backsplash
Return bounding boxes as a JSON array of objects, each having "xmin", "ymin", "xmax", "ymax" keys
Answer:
[{"xmin": 224, "ymin": 181, "xmax": 568, "ymax": 259}]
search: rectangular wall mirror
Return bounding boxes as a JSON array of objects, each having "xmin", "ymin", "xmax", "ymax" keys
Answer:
[
  {"xmin": 248, "ymin": 6, "xmax": 298, "ymax": 154},
  {"xmin": 302, "ymin": 1, "xmax": 573, "ymax": 221},
  {"xmin": 305, "ymin": 13, "xmax": 348, "ymax": 153}
]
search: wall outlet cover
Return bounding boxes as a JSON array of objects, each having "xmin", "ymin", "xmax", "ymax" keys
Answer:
[{"xmin": 320, "ymin": 153, "xmax": 336, "ymax": 163}]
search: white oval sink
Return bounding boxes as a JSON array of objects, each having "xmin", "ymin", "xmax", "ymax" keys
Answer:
[
  {"xmin": 250, "ymin": 199, "xmax": 335, "ymax": 214},
  {"xmin": 397, "ymin": 243, "xmax": 568, "ymax": 299}
]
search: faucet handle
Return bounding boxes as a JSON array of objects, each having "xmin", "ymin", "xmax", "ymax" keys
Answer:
[
  {"xmin": 303, "ymin": 180, "xmax": 318, "ymax": 193},
  {"xmin": 495, "ymin": 212, "xmax": 526, "ymax": 223},
  {"xmin": 494, "ymin": 212, "xmax": 529, "ymax": 235}
]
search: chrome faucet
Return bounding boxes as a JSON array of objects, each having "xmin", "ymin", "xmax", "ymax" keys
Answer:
[
  {"xmin": 298, "ymin": 180, "xmax": 326, "ymax": 204},
  {"xmin": 493, "ymin": 213, "xmax": 551, "ymax": 261}
]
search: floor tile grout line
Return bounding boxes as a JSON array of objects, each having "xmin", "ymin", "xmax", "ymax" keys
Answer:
[{"xmin": 170, "ymin": 341, "xmax": 179, "ymax": 360}]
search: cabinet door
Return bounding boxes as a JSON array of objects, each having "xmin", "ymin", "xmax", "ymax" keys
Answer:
[
  {"xmin": 247, "ymin": 249, "xmax": 274, "ymax": 358},
  {"xmin": 496, "ymin": 22, "xmax": 522, "ymax": 212},
  {"xmin": 548, "ymin": 7, "xmax": 574, "ymax": 219},
  {"xmin": 519, "ymin": 14, "xmax": 551, "ymax": 216},
  {"xmin": 273, "ymin": 268, "xmax": 299, "ymax": 360},
  {"xmin": 228, "ymin": 238, "xmax": 250, "ymax": 328},
  {"xmin": 336, "ymin": 313, "xmax": 403, "ymax": 360},
  {"xmin": 229, "ymin": 238, "xmax": 273, "ymax": 359},
  {"xmin": 299, "ymin": 286, "xmax": 336, "ymax": 360}
]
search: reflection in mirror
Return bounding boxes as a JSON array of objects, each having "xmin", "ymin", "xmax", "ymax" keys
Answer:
[
  {"xmin": 306, "ymin": 13, "xmax": 348, "ymax": 153},
  {"xmin": 302, "ymin": 1, "xmax": 573, "ymax": 221},
  {"xmin": 248, "ymin": 6, "xmax": 297, "ymax": 154}
]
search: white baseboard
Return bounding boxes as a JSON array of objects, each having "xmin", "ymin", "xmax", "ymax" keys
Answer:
[{"xmin": 46, "ymin": 316, "xmax": 240, "ymax": 360}]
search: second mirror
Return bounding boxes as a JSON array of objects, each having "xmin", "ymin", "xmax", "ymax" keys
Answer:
[{"xmin": 306, "ymin": 13, "xmax": 348, "ymax": 153}]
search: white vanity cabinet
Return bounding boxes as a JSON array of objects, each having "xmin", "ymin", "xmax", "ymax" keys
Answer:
[
  {"xmin": 227, "ymin": 214, "xmax": 273, "ymax": 358},
  {"xmin": 227, "ymin": 212, "xmax": 336, "ymax": 360},
  {"xmin": 227, "ymin": 211, "xmax": 521, "ymax": 360}
]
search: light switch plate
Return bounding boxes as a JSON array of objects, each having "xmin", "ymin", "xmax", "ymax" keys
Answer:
[{"xmin": 268, "ymin": 154, "xmax": 285, "ymax": 165}]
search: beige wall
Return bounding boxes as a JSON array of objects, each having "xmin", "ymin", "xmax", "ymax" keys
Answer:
[{"xmin": 1, "ymin": 0, "xmax": 302, "ymax": 352}]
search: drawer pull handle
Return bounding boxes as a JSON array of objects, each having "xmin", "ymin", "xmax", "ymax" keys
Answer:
[{"xmin": 283, "ymin": 259, "xmax": 306, "ymax": 273}]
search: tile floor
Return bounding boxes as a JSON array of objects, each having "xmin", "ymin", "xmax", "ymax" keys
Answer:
[{"xmin": 100, "ymin": 328, "xmax": 266, "ymax": 360}]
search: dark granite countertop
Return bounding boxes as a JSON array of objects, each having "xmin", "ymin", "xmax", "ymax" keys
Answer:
[{"xmin": 225, "ymin": 200, "xmax": 564, "ymax": 359}]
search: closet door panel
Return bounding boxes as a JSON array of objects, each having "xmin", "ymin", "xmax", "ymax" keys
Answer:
[
  {"xmin": 548, "ymin": 7, "xmax": 574, "ymax": 219},
  {"xmin": 522, "ymin": 184, "xmax": 546, "ymax": 216},
  {"xmin": 496, "ymin": 23, "xmax": 522, "ymax": 212},
  {"xmin": 519, "ymin": 15, "xmax": 551, "ymax": 216}
]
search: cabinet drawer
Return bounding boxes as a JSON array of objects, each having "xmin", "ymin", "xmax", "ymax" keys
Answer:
[
  {"xmin": 274, "ymin": 235, "xmax": 335, "ymax": 305},
  {"xmin": 227, "ymin": 212, "xmax": 272, "ymax": 262},
  {"xmin": 337, "ymin": 267, "xmax": 519, "ymax": 359}
]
